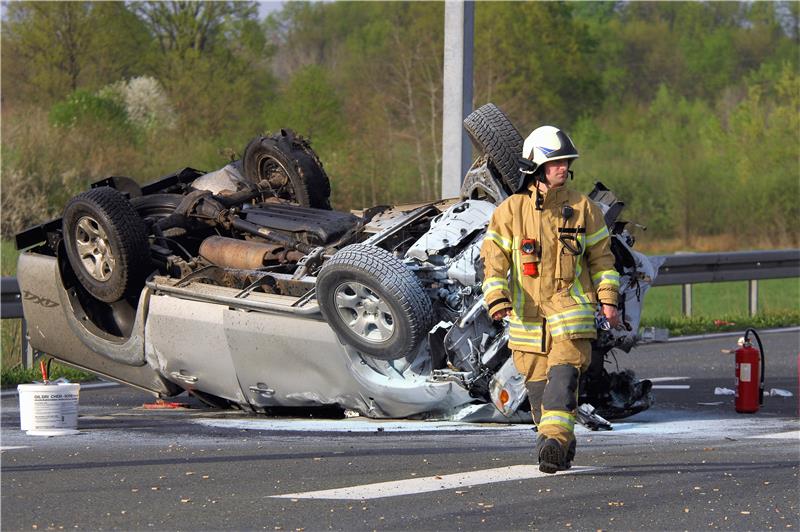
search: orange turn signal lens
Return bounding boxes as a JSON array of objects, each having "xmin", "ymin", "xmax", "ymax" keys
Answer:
[{"xmin": 499, "ymin": 389, "xmax": 510, "ymax": 405}]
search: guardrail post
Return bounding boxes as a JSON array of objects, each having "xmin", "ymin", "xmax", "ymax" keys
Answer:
[
  {"xmin": 682, "ymin": 283, "xmax": 692, "ymax": 317},
  {"xmin": 748, "ymin": 280, "xmax": 758, "ymax": 317},
  {"xmin": 21, "ymin": 319, "xmax": 34, "ymax": 369}
]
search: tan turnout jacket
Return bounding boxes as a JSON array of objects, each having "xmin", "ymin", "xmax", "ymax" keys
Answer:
[{"xmin": 480, "ymin": 182, "xmax": 620, "ymax": 352}]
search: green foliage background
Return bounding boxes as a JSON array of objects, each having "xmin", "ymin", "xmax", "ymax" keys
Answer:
[
  {"xmin": 1, "ymin": 1, "xmax": 798, "ymax": 374},
  {"xmin": 1, "ymin": 0, "xmax": 798, "ymax": 249}
]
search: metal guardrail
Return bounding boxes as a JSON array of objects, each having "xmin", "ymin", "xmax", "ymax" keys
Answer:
[
  {"xmin": 653, "ymin": 250, "xmax": 800, "ymax": 316},
  {"xmin": 1, "ymin": 277, "xmax": 23, "ymax": 319},
  {"xmin": 2, "ymin": 250, "xmax": 798, "ymax": 365},
  {"xmin": 654, "ymin": 250, "xmax": 800, "ymax": 286},
  {"xmin": 1, "ymin": 276, "xmax": 30, "ymax": 367}
]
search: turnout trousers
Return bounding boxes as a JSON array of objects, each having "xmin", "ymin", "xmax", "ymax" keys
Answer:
[{"xmin": 513, "ymin": 331, "xmax": 591, "ymax": 448}]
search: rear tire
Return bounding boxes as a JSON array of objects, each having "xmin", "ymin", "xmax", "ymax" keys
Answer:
[
  {"xmin": 463, "ymin": 103, "xmax": 525, "ymax": 193},
  {"xmin": 243, "ymin": 130, "xmax": 331, "ymax": 209},
  {"xmin": 62, "ymin": 187, "xmax": 150, "ymax": 303},
  {"xmin": 316, "ymin": 244, "xmax": 432, "ymax": 360}
]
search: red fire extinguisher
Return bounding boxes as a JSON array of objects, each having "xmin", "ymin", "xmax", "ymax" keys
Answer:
[{"xmin": 734, "ymin": 328, "xmax": 765, "ymax": 413}]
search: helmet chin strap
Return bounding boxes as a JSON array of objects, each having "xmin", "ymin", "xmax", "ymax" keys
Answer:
[{"xmin": 534, "ymin": 167, "xmax": 573, "ymax": 208}]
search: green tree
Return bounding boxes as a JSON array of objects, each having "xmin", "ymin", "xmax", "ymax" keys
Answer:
[
  {"xmin": 474, "ymin": 2, "xmax": 602, "ymax": 128},
  {"xmin": 132, "ymin": 1, "xmax": 271, "ymax": 137},
  {"xmin": 1, "ymin": 2, "xmax": 154, "ymax": 105},
  {"xmin": 263, "ymin": 64, "xmax": 344, "ymax": 153},
  {"xmin": 2, "ymin": 2, "xmax": 93, "ymax": 102}
]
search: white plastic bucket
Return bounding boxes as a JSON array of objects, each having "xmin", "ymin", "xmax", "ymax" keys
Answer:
[{"xmin": 17, "ymin": 383, "xmax": 81, "ymax": 436}]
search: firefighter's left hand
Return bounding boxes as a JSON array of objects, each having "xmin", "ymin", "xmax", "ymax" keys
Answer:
[{"xmin": 602, "ymin": 304, "xmax": 621, "ymax": 328}]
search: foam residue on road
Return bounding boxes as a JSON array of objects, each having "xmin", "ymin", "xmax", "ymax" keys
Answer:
[
  {"xmin": 192, "ymin": 411, "xmax": 799, "ymax": 440},
  {"xmin": 608, "ymin": 410, "xmax": 799, "ymax": 440}
]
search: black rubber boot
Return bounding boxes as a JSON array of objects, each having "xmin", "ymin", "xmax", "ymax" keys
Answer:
[{"xmin": 537, "ymin": 436, "xmax": 566, "ymax": 474}]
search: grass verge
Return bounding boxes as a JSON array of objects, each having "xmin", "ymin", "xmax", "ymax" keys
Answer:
[
  {"xmin": 1, "ymin": 361, "xmax": 97, "ymax": 388},
  {"xmin": 641, "ymin": 310, "xmax": 800, "ymax": 337}
]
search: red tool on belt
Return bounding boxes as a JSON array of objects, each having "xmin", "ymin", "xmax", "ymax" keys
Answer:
[{"xmin": 520, "ymin": 239, "xmax": 539, "ymax": 277}]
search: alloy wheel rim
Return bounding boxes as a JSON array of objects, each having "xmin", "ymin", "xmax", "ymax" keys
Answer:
[
  {"xmin": 74, "ymin": 216, "xmax": 115, "ymax": 281},
  {"xmin": 333, "ymin": 281, "xmax": 395, "ymax": 343}
]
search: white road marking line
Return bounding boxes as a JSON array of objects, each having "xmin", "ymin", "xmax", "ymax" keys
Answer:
[
  {"xmin": 749, "ymin": 430, "xmax": 800, "ymax": 440},
  {"xmin": 272, "ymin": 464, "xmax": 595, "ymax": 500},
  {"xmin": 0, "ymin": 446, "xmax": 30, "ymax": 451},
  {"xmin": 652, "ymin": 385, "xmax": 691, "ymax": 389},
  {"xmin": 647, "ymin": 377, "xmax": 690, "ymax": 383}
]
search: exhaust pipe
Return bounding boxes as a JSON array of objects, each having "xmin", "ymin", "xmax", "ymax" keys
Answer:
[{"xmin": 199, "ymin": 236, "xmax": 304, "ymax": 269}]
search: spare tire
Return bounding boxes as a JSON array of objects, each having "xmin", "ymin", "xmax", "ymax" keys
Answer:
[
  {"xmin": 316, "ymin": 244, "xmax": 433, "ymax": 360},
  {"xmin": 130, "ymin": 193, "xmax": 183, "ymax": 221},
  {"xmin": 62, "ymin": 187, "xmax": 150, "ymax": 303},
  {"xmin": 243, "ymin": 130, "xmax": 331, "ymax": 209},
  {"xmin": 463, "ymin": 103, "xmax": 525, "ymax": 193}
]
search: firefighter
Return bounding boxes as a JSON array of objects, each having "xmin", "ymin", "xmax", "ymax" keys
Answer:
[{"xmin": 480, "ymin": 125, "xmax": 620, "ymax": 473}]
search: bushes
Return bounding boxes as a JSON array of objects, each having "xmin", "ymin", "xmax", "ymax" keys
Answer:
[
  {"xmin": 99, "ymin": 76, "xmax": 177, "ymax": 133},
  {"xmin": 49, "ymin": 90, "xmax": 134, "ymax": 139}
]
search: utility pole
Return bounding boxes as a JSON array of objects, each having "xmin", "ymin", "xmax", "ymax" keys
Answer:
[{"xmin": 441, "ymin": 1, "xmax": 474, "ymax": 199}]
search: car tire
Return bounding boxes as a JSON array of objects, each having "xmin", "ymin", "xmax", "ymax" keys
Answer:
[
  {"xmin": 463, "ymin": 103, "xmax": 525, "ymax": 193},
  {"xmin": 62, "ymin": 187, "xmax": 150, "ymax": 303},
  {"xmin": 130, "ymin": 193, "xmax": 183, "ymax": 220},
  {"xmin": 316, "ymin": 244, "xmax": 433, "ymax": 360},
  {"xmin": 243, "ymin": 130, "xmax": 332, "ymax": 209}
]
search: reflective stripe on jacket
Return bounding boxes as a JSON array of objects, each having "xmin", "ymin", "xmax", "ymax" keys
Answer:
[{"xmin": 480, "ymin": 182, "xmax": 619, "ymax": 351}]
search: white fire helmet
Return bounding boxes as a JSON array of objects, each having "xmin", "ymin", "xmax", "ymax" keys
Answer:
[{"xmin": 522, "ymin": 126, "xmax": 579, "ymax": 171}]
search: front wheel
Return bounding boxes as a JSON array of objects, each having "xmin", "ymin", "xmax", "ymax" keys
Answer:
[{"xmin": 316, "ymin": 244, "xmax": 433, "ymax": 360}]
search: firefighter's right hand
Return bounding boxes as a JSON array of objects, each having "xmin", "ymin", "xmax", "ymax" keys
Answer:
[{"xmin": 492, "ymin": 308, "xmax": 512, "ymax": 321}]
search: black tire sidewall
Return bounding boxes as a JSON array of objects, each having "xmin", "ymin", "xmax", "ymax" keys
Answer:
[
  {"xmin": 243, "ymin": 133, "xmax": 331, "ymax": 210},
  {"xmin": 245, "ymin": 138, "xmax": 311, "ymax": 206},
  {"xmin": 130, "ymin": 193, "xmax": 183, "ymax": 220},
  {"xmin": 316, "ymin": 244, "xmax": 432, "ymax": 360},
  {"xmin": 317, "ymin": 267, "xmax": 414, "ymax": 359}
]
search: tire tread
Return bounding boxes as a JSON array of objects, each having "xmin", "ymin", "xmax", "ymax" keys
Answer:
[
  {"xmin": 317, "ymin": 244, "xmax": 432, "ymax": 359},
  {"xmin": 463, "ymin": 103, "xmax": 525, "ymax": 192}
]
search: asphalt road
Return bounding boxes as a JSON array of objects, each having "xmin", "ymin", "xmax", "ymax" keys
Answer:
[{"xmin": 2, "ymin": 330, "xmax": 798, "ymax": 531}]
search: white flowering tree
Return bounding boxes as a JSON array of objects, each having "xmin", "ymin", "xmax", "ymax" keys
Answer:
[{"xmin": 100, "ymin": 76, "xmax": 177, "ymax": 133}]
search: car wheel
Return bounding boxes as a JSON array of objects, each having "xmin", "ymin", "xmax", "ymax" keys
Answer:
[
  {"xmin": 316, "ymin": 244, "xmax": 433, "ymax": 360},
  {"xmin": 62, "ymin": 187, "xmax": 150, "ymax": 303},
  {"xmin": 242, "ymin": 130, "xmax": 331, "ymax": 209},
  {"xmin": 463, "ymin": 103, "xmax": 525, "ymax": 193}
]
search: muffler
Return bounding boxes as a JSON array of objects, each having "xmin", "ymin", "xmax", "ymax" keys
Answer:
[{"xmin": 199, "ymin": 236, "xmax": 303, "ymax": 269}]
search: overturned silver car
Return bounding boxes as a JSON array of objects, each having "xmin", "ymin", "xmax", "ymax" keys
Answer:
[{"xmin": 15, "ymin": 104, "xmax": 660, "ymax": 423}]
